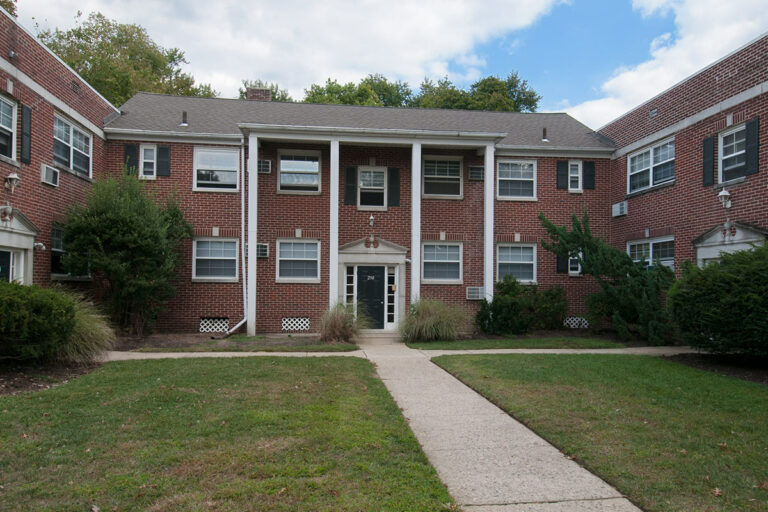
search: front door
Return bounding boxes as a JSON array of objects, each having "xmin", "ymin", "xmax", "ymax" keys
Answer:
[
  {"xmin": 357, "ymin": 266, "xmax": 385, "ymax": 329},
  {"xmin": 0, "ymin": 250, "xmax": 9, "ymax": 282}
]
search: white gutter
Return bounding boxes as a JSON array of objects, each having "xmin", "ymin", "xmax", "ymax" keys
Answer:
[
  {"xmin": 237, "ymin": 122, "xmax": 507, "ymax": 140},
  {"xmin": 104, "ymin": 127, "xmax": 242, "ymax": 143},
  {"xmin": 226, "ymin": 136, "xmax": 248, "ymax": 336}
]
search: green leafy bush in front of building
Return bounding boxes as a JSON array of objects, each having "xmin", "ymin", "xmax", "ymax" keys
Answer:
[{"xmin": 476, "ymin": 276, "xmax": 567, "ymax": 335}]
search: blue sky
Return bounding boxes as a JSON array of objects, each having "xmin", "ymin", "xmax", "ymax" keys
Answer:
[{"xmin": 17, "ymin": 0, "xmax": 768, "ymax": 128}]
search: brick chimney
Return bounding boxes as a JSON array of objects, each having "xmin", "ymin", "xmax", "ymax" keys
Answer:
[{"xmin": 246, "ymin": 87, "xmax": 272, "ymax": 101}]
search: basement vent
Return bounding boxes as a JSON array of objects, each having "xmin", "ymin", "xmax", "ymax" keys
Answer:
[
  {"xmin": 612, "ymin": 201, "xmax": 628, "ymax": 217},
  {"xmin": 256, "ymin": 243, "xmax": 269, "ymax": 258},
  {"xmin": 200, "ymin": 317, "xmax": 229, "ymax": 333},
  {"xmin": 466, "ymin": 286, "xmax": 484, "ymax": 300},
  {"xmin": 563, "ymin": 316, "xmax": 589, "ymax": 329},
  {"xmin": 282, "ymin": 317, "xmax": 310, "ymax": 332},
  {"xmin": 41, "ymin": 164, "xmax": 59, "ymax": 187},
  {"xmin": 258, "ymin": 159, "xmax": 272, "ymax": 174},
  {"xmin": 468, "ymin": 166, "xmax": 484, "ymax": 181}
]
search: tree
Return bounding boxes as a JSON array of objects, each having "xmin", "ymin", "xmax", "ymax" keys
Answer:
[
  {"xmin": 38, "ymin": 12, "xmax": 217, "ymax": 106},
  {"xmin": 413, "ymin": 77, "xmax": 472, "ymax": 110},
  {"xmin": 359, "ymin": 74, "xmax": 413, "ymax": 107},
  {"xmin": 1, "ymin": 0, "xmax": 17, "ymax": 16},
  {"xmin": 62, "ymin": 174, "xmax": 192, "ymax": 335},
  {"xmin": 468, "ymin": 73, "xmax": 540, "ymax": 112},
  {"xmin": 238, "ymin": 79, "xmax": 293, "ymax": 102},
  {"xmin": 539, "ymin": 212, "xmax": 675, "ymax": 343},
  {"xmin": 303, "ymin": 78, "xmax": 380, "ymax": 106}
]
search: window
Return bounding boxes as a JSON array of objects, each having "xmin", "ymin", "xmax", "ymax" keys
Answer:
[
  {"xmin": 53, "ymin": 115, "xmax": 91, "ymax": 176},
  {"xmin": 51, "ymin": 226, "xmax": 66, "ymax": 275},
  {"xmin": 0, "ymin": 96, "xmax": 15, "ymax": 159},
  {"xmin": 423, "ymin": 157, "xmax": 462, "ymax": 197},
  {"xmin": 140, "ymin": 144, "xmax": 156, "ymax": 180},
  {"xmin": 568, "ymin": 252, "xmax": 582, "ymax": 275},
  {"xmin": 719, "ymin": 125, "xmax": 746, "ymax": 182},
  {"xmin": 277, "ymin": 240, "xmax": 320, "ymax": 282},
  {"xmin": 278, "ymin": 151, "xmax": 321, "ymax": 193},
  {"xmin": 628, "ymin": 138, "xmax": 674, "ymax": 193},
  {"xmin": 498, "ymin": 160, "xmax": 536, "ymax": 199},
  {"xmin": 568, "ymin": 160, "xmax": 582, "ymax": 192},
  {"xmin": 628, "ymin": 237, "xmax": 674, "ymax": 268},
  {"xmin": 498, "ymin": 244, "xmax": 536, "ymax": 283},
  {"xmin": 422, "ymin": 243, "xmax": 462, "ymax": 283},
  {"xmin": 193, "ymin": 239, "xmax": 238, "ymax": 280},
  {"xmin": 358, "ymin": 167, "xmax": 386, "ymax": 208},
  {"xmin": 194, "ymin": 148, "xmax": 238, "ymax": 190},
  {"xmin": 0, "ymin": 249, "xmax": 24, "ymax": 284}
]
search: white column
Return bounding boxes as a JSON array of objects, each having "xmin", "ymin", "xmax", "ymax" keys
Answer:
[
  {"xmin": 484, "ymin": 143, "xmax": 495, "ymax": 301},
  {"xmin": 410, "ymin": 142, "xmax": 422, "ymax": 303},
  {"xmin": 329, "ymin": 138, "xmax": 340, "ymax": 305},
  {"xmin": 246, "ymin": 133, "xmax": 259, "ymax": 336}
]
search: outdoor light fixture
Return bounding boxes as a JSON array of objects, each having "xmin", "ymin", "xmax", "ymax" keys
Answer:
[
  {"xmin": 4, "ymin": 171, "xmax": 19, "ymax": 193},
  {"xmin": 718, "ymin": 187, "xmax": 731, "ymax": 209},
  {"xmin": 34, "ymin": 242, "xmax": 46, "ymax": 250},
  {"xmin": 368, "ymin": 214, "xmax": 374, "ymax": 227}
]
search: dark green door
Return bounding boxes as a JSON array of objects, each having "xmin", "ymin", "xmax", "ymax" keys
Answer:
[
  {"xmin": 357, "ymin": 266, "xmax": 385, "ymax": 329},
  {"xmin": 0, "ymin": 250, "xmax": 9, "ymax": 282}
]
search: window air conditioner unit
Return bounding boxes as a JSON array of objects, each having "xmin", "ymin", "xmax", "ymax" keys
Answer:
[
  {"xmin": 41, "ymin": 164, "xmax": 59, "ymax": 187},
  {"xmin": 612, "ymin": 201, "xmax": 628, "ymax": 217},
  {"xmin": 468, "ymin": 166, "xmax": 484, "ymax": 181},
  {"xmin": 466, "ymin": 286, "xmax": 484, "ymax": 300},
  {"xmin": 257, "ymin": 159, "xmax": 271, "ymax": 174}
]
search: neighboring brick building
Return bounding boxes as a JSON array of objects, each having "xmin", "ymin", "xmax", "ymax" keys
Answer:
[{"xmin": 2, "ymin": 6, "xmax": 765, "ymax": 335}]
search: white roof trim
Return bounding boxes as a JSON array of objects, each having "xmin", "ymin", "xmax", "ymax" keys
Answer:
[
  {"xmin": 238, "ymin": 122, "xmax": 507, "ymax": 140},
  {"xmin": 104, "ymin": 127, "xmax": 242, "ymax": 144}
]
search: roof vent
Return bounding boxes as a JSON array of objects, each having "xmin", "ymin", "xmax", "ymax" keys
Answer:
[
  {"xmin": 541, "ymin": 127, "xmax": 549, "ymax": 142},
  {"xmin": 179, "ymin": 111, "xmax": 188, "ymax": 127}
]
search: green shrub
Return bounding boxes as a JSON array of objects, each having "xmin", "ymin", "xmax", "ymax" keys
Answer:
[
  {"xmin": 668, "ymin": 245, "xmax": 768, "ymax": 355},
  {"xmin": 58, "ymin": 291, "xmax": 116, "ymax": 363},
  {"xmin": 0, "ymin": 282, "xmax": 76, "ymax": 361},
  {"xmin": 477, "ymin": 276, "xmax": 568, "ymax": 334},
  {"xmin": 319, "ymin": 303, "xmax": 367, "ymax": 343},
  {"xmin": 400, "ymin": 299, "xmax": 464, "ymax": 342}
]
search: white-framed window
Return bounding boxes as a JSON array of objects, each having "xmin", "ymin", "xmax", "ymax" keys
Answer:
[
  {"xmin": 50, "ymin": 226, "xmax": 66, "ymax": 275},
  {"xmin": 278, "ymin": 150, "xmax": 321, "ymax": 193},
  {"xmin": 276, "ymin": 240, "xmax": 320, "ymax": 282},
  {"xmin": 568, "ymin": 251, "xmax": 582, "ymax": 276},
  {"xmin": 719, "ymin": 124, "xmax": 746, "ymax": 183},
  {"xmin": 568, "ymin": 160, "xmax": 582, "ymax": 192},
  {"xmin": 140, "ymin": 144, "xmax": 157, "ymax": 180},
  {"xmin": 53, "ymin": 115, "xmax": 91, "ymax": 177},
  {"xmin": 627, "ymin": 237, "xmax": 674, "ymax": 269},
  {"xmin": 423, "ymin": 156, "xmax": 462, "ymax": 198},
  {"xmin": 358, "ymin": 166, "xmax": 387, "ymax": 209},
  {"xmin": 627, "ymin": 138, "xmax": 674, "ymax": 193},
  {"xmin": 497, "ymin": 159, "xmax": 537, "ymax": 200},
  {"xmin": 0, "ymin": 96, "xmax": 16, "ymax": 160},
  {"xmin": 0, "ymin": 248, "xmax": 25, "ymax": 284},
  {"xmin": 194, "ymin": 147, "xmax": 239, "ymax": 191},
  {"xmin": 422, "ymin": 242, "xmax": 462, "ymax": 283},
  {"xmin": 193, "ymin": 239, "xmax": 239, "ymax": 281},
  {"xmin": 497, "ymin": 244, "xmax": 536, "ymax": 283}
]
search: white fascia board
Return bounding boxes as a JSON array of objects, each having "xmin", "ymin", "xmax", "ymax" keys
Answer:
[
  {"xmin": 0, "ymin": 9, "xmax": 119, "ymax": 114},
  {"xmin": 495, "ymin": 145, "xmax": 614, "ymax": 159},
  {"xmin": 238, "ymin": 123, "xmax": 507, "ymax": 141},
  {"xmin": 104, "ymin": 127, "xmax": 242, "ymax": 145}
]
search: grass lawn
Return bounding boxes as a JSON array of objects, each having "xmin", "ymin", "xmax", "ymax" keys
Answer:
[
  {"xmin": 130, "ymin": 335, "xmax": 358, "ymax": 353},
  {"xmin": 407, "ymin": 337, "xmax": 624, "ymax": 350},
  {"xmin": 0, "ymin": 358, "xmax": 452, "ymax": 511},
  {"xmin": 433, "ymin": 354, "xmax": 768, "ymax": 512}
]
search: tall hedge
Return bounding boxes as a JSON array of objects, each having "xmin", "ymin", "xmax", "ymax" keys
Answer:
[{"xmin": 668, "ymin": 244, "xmax": 768, "ymax": 355}]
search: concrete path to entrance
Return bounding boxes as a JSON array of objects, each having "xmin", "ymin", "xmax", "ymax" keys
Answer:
[{"xmin": 102, "ymin": 340, "xmax": 698, "ymax": 511}]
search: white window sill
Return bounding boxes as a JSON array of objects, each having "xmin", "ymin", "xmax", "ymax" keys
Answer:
[
  {"xmin": 422, "ymin": 194, "xmax": 463, "ymax": 200},
  {"xmin": 54, "ymin": 163, "xmax": 93, "ymax": 182},
  {"xmin": 568, "ymin": 272, "xmax": 583, "ymax": 277},
  {"xmin": 139, "ymin": 175, "xmax": 157, "ymax": 181},
  {"xmin": 0, "ymin": 154, "xmax": 20, "ymax": 168},
  {"xmin": 626, "ymin": 179, "xmax": 674, "ymax": 198},
  {"xmin": 192, "ymin": 277, "xmax": 239, "ymax": 283},
  {"xmin": 276, "ymin": 277, "xmax": 321, "ymax": 284},
  {"xmin": 498, "ymin": 279, "xmax": 537, "ymax": 285},
  {"xmin": 277, "ymin": 189, "xmax": 321, "ymax": 196},
  {"xmin": 568, "ymin": 189, "xmax": 583, "ymax": 194},
  {"xmin": 717, "ymin": 176, "xmax": 747, "ymax": 187},
  {"xmin": 357, "ymin": 205, "xmax": 388, "ymax": 212},
  {"xmin": 193, "ymin": 187, "xmax": 239, "ymax": 193},
  {"xmin": 497, "ymin": 196, "xmax": 537, "ymax": 202},
  {"xmin": 421, "ymin": 279, "xmax": 463, "ymax": 285}
]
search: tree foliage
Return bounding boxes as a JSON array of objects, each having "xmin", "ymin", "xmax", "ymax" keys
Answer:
[
  {"xmin": 238, "ymin": 79, "xmax": 293, "ymax": 102},
  {"xmin": 62, "ymin": 174, "xmax": 192, "ymax": 335},
  {"xmin": 302, "ymin": 74, "xmax": 413, "ymax": 107},
  {"xmin": 1, "ymin": 0, "xmax": 17, "ymax": 16},
  {"xmin": 668, "ymin": 245, "xmax": 768, "ymax": 355},
  {"xmin": 476, "ymin": 276, "xmax": 567, "ymax": 335},
  {"xmin": 539, "ymin": 212, "xmax": 675, "ymax": 343},
  {"xmin": 39, "ymin": 12, "xmax": 217, "ymax": 106}
]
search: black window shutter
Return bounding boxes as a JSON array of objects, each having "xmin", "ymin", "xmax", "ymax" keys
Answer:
[
  {"xmin": 702, "ymin": 136, "xmax": 715, "ymax": 186},
  {"xmin": 744, "ymin": 117, "xmax": 759, "ymax": 176},
  {"xmin": 387, "ymin": 167, "xmax": 400, "ymax": 206},
  {"xmin": 556, "ymin": 254, "xmax": 568, "ymax": 273},
  {"xmin": 344, "ymin": 166, "xmax": 357, "ymax": 205},
  {"xmin": 583, "ymin": 161, "xmax": 595, "ymax": 190},
  {"xmin": 20, "ymin": 105, "xmax": 31, "ymax": 164},
  {"xmin": 556, "ymin": 160, "xmax": 567, "ymax": 189},
  {"xmin": 124, "ymin": 144, "xmax": 139, "ymax": 174},
  {"xmin": 156, "ymin": 146, "xmax": 171, "ymax": 176}
]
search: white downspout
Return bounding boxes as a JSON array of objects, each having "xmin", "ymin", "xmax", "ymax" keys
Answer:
[
  {"xmin": 227, "ymin": 136, "xmax": 248, "ymax": 335},
  {"xmin": 484, "ymin": 143, "xmax": 495, "ymax": 301},
  {"xmin": 246, "ymin": 133, "xmax": 259, "ymax": 336}
]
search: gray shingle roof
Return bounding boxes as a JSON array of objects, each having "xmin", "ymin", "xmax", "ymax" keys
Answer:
[{"xmin": 106, "ymin": 92, "xmax": 614, "ymax": 150}]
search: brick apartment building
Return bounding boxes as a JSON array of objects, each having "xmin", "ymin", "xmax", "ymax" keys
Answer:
[{"xmin": 1, "ymin": 8, "xmax": 765, "ymax": 335}]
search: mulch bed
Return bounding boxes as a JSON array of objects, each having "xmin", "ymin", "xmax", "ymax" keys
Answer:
[
  {"xmin": 663, "ymin": 353, "xmax": 768, "ymax": 385},
  {"xmin": 0, "ymin": 363, "xmax": 99, "ymax": 396}
]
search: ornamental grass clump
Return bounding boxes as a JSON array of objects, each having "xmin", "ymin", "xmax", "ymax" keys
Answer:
[
  {"xmin": 57, "ymin": 290, "xmax": 116, "ymax": 363},
  {"xmin": 319, "ymin": 303, "xmax": 368, "ymax": 343},
  {"xmin": 400, "ymin": 299, "xmax": 464, "ymax": 342}
]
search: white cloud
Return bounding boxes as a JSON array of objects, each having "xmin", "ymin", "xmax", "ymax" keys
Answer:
[
  {"xmin": 566, "ymin": 0, "xmax": 768, "ymax": 128},
  {"xmin": 18, "ymin": 0, "xmax": 563, "ymax": 100}
]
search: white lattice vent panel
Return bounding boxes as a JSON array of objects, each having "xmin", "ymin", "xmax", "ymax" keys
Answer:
[
  {"xmin": 563, "ymin": 316, "xmax": 589, "ymax": 329},
  {"xmin": 282, "ymin": 317, "xmax": 310, "ymax": 331},
  {"xmin": 200, "ymin": 317, "xmax": 229, "ymax": 333}
]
